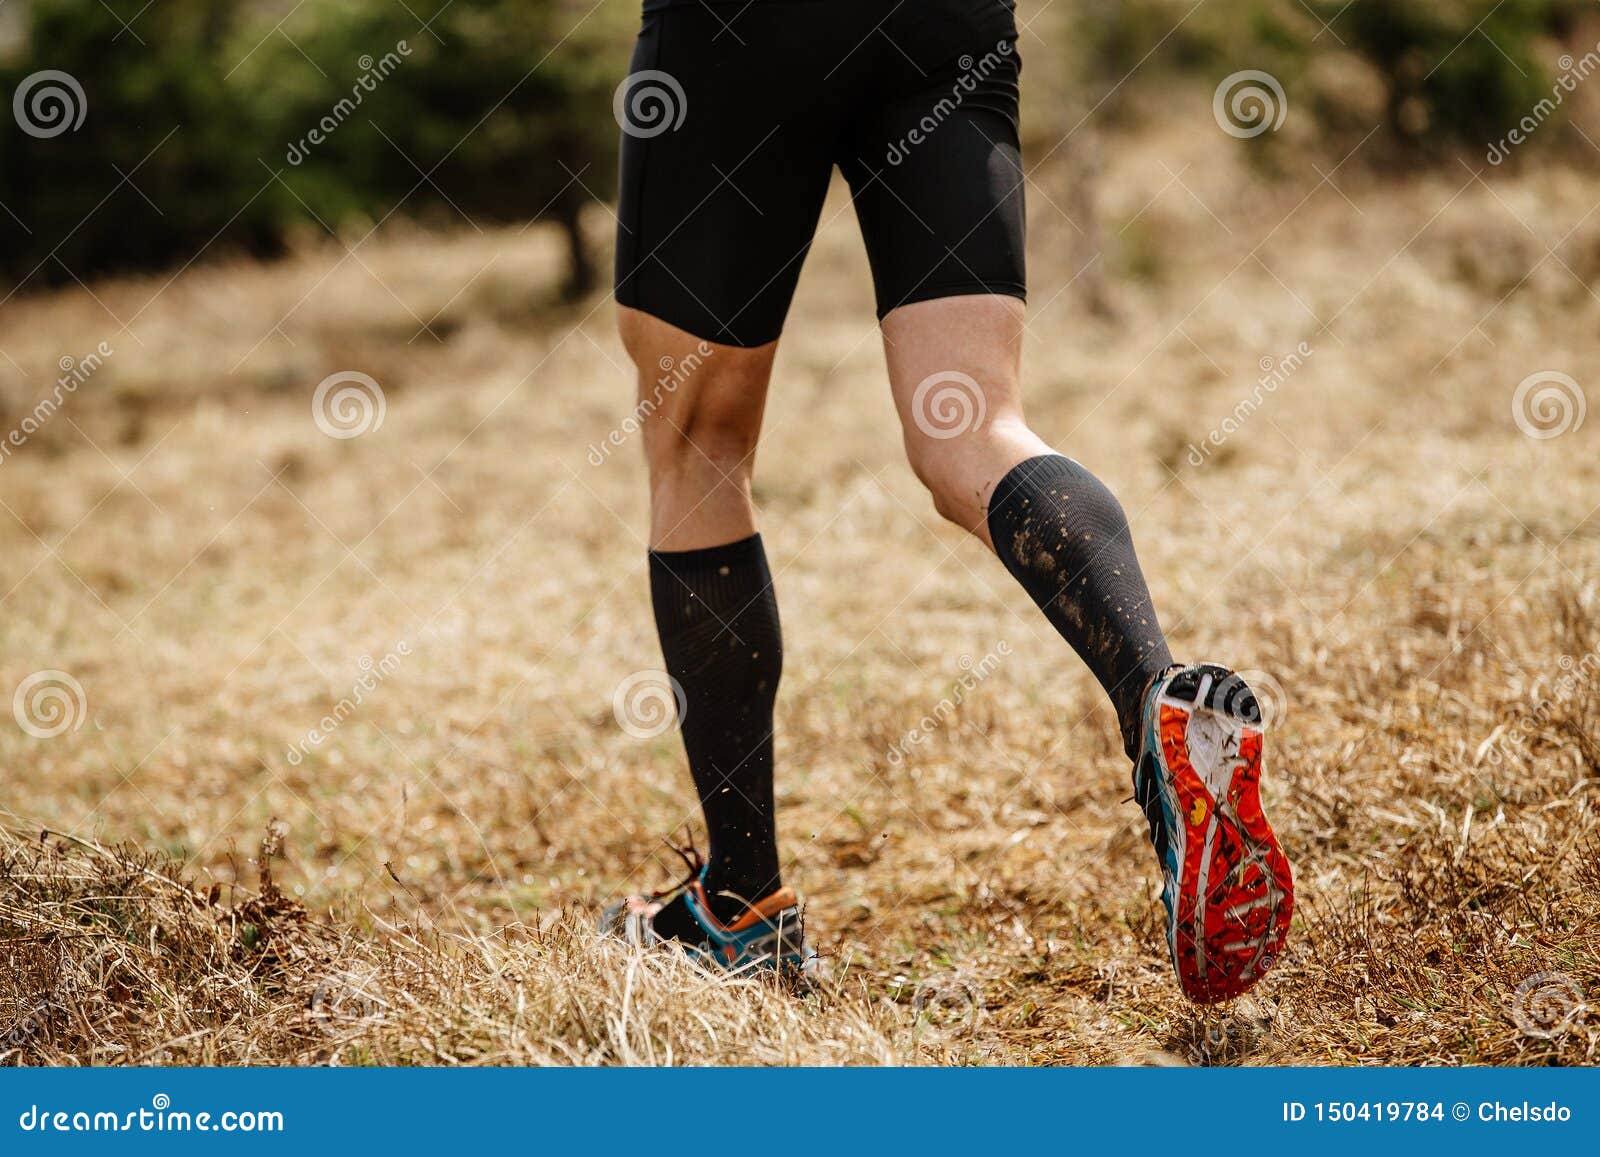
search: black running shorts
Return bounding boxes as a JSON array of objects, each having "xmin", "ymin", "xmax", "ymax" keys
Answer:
[{"xmin": 614, "ymin": 0, "xmax": 1026, "ymax": 348}]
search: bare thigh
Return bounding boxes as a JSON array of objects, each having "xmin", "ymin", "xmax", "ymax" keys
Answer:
[{"xmin": 879, "ymin": 295, "xmax": 1051, "ymax": 541}]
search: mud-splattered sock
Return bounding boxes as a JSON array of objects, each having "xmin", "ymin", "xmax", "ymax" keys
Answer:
[
  {"xmin": 646, "ymin": 534, "xmax": 783, "ymax": 937},
  {"xmin": 987, "ymin": 454, "xmax": 1174, "ymax": 759}
]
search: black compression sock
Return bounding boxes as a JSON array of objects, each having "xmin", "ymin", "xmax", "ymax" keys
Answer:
[
  {"xmin": 646, "ymin": 534, "xmax": 783, "ymax": 935},
  {"xmin": 987, "ymin": 454, "xmax": 1175, "ymax": 759}
]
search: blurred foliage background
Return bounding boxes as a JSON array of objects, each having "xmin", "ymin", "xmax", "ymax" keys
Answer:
[
  {"xmin": 1, "ymin": 0, "xmax": 1597, "ymax": 298},
  {"xmin": 0, "ymin": 0, "xmax": 630, "ymax": 296},
  {"xmin": 1071, "ymin": 0, "xmax": 1595, "ymax": 149}
]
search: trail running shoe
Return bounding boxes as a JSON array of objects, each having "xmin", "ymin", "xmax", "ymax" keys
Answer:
[
  {"xmin": 1133, "ymin": 662, "xmax": 1294, "ymax": 1003},
  {"xmin": 600, "ymin": 866, "xmax": 813, "ymax": 974}
]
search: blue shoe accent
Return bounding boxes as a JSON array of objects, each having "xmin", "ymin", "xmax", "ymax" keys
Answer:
[
  {"xmin": 1133, "ymin": 669, "xmax": 1184, "ymax": 956},
  {"xmin": 601, "ymin": 867, "xmax": 813, "ymax": 974},
  {"xmin": 678, "ymin": 870, "xmax": 813, "ymax": 973}
]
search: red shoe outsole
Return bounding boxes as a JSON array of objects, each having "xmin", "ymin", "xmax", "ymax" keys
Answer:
[{"xmin": 1159, "ymin": 701, "xmax": 1294, "ymax": 1003}]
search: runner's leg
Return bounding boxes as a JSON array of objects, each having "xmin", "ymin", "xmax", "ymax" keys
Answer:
[
  {"xmin": 880, "ymin": 296, "xmax": 1175, "ymax": 757},
  {"xmin": 844, "ymin": 3, "xmax": 1175, "ymax": 756},
  {"xmin": 611, "ymin": 1, "xmax": 857, "ymax": 930},
  {"xmin": 617, "ymin": 309, "xmax": 786, "ymax": 931}
]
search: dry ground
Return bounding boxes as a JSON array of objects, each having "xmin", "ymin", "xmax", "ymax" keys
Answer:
[{"xmin": 2, "ymin": 93, "xmax": 1599, "ymax": 1065}]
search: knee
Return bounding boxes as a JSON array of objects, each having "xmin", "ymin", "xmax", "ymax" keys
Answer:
[
  {"xmin": 906, "ymin": 439, "xmax": 982, "ymax": 529},
  {"xmin": 913, "ymin": 458, "xmax": 970, "ymax": 526},
  {"xmin": 617, "ymin": 310, "xmax": 769, "ymax": 481},
  {"xmin": 906, "ymin": 416, "xmax": 1040, "ymax": 531},
  {"xmin": 642, "ymin": 365, "xmax": 764, "ymax": 480},
  {"xmin": 647, "ymin": 404, "xmax": 760, "ymax": 478}
]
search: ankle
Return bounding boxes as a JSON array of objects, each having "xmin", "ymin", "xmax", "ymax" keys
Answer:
[{"xmin": 701, "ymin": 862, "xmax": 782, "ymax": 925}]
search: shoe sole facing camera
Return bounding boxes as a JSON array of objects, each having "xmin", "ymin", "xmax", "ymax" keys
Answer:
[{"xmin": 1137, "ymin": 663, "xmax": 1294, "ymax": 1003}]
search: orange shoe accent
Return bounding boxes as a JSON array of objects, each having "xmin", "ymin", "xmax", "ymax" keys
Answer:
[{"xmin": 687, "ymin": 881, "xmax": 799, "ymax": 933}]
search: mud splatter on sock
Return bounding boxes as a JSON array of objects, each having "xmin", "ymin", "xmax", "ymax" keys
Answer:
[{"xmin": 987, "ymin": 454, "xmax": 1174, "ymax": 758}]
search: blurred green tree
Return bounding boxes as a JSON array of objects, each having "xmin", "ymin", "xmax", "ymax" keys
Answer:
[
  {"xmin": 242, "ymin": 0, "xmax": 628, "ymax": 299},
  {"xmin": 1069, "ymin": 0, "xmax": 1589, "ymax": 159},
  {"xmin": 0, "ymin": 0, "xmax": 629, "ymax": 298},
  {"xmin": 1317, "ymin": 0, "xmax": 1589, "ymax": 150},
  {"xmin": 0, "ymin": 0, "xmax": 290, "ymax": 291}
]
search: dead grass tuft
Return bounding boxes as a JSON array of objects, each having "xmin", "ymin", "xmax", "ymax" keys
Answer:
[{"xmin": 0, "ymin": 821, "xmax": 909, "ymax": 1065}]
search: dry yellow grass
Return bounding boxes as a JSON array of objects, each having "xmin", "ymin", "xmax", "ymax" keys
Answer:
[{"xmin": 2, "ymin": 94, "xmax": 1598, "ymax": 1065}]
